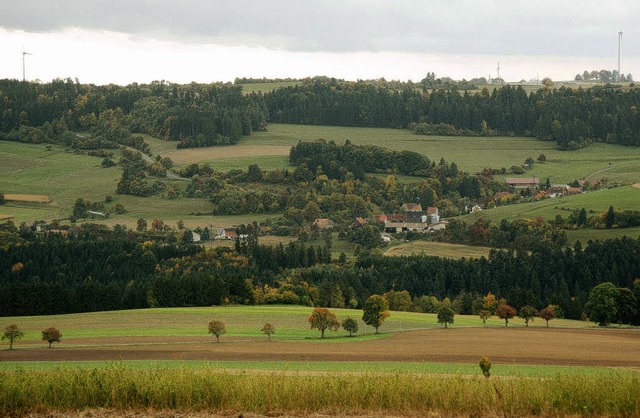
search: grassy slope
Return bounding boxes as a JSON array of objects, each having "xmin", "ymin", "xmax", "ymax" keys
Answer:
[{"xmin": 0, "ymin": 305, "xmax": 592, "ymax": 343}]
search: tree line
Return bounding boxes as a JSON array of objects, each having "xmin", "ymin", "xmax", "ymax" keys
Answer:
[
  {"xmin": 0, "ymin": 79, "xmax": 267, "ymax": 150},
  {"xmin": 1, "ymin": 222, "xmax": 638, "ymax": 325},
  {"xmin": 264, "ymin": 77, "xmax": 640, "ymax": 149}
]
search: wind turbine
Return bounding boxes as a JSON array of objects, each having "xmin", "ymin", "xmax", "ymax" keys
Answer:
[
  {"xmin": 618, "ymin": 31, "xmax": 623, "ymax": 82},
  {"xmin": 22, "ymin": 50, "xmax": 32, "ymax": 82}
]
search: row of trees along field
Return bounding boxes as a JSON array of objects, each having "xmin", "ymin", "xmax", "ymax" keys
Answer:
[
  {"xmin": 264, "ymin": 77, "xmax": 640, "ymax": 148},
  {"xmin": 0, "ymin": 79, "xmax": 267, "ymax": 149},
  {"xmin": 1, "ymin": 221, "xmax": 638, "ymax": 325}
]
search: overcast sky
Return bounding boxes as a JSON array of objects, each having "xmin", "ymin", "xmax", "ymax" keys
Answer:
[{"xmin": 0, "ymin": 0, "xmax": 637, "ymax": 85}]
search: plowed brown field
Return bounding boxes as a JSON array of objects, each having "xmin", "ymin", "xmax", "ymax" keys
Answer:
[{"xmin": 5, "ymin": 327, "xmax": 640, "ymax": 367}]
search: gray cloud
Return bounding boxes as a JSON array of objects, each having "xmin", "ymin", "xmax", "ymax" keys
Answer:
[{"xmin": 1, "ymin": 0, "xmax": 637, "ymax": 56}]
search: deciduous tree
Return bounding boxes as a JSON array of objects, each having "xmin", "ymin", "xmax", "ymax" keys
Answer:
[
  {"xmin": 538, "ymin": 305, "xmax": 557, "ymax": 328},
  {"xmin": 308, "ymin": 307, "xmax": 340, "ymax": 338},
  {"xmin": 479, "ymin": 310, "xmax": 491, "ymax": 327},
  {"xmin": 362, "ymin": 294, "xmax": 390, "ymax": 334},
  {"xmin": 261, "ymin": 322, "xmax": 275, "ymax": 341},
  {"xmin": 41, "ymin": 327, "xmax": 62, "ymax": 348},
  {"xmin": 585, "ymin": 282, "xmax": 618, "ymax": 326},
  {"xmin": 437, "ymin": 306, "xmax": 455, "ymax": 328},
  {"xmin": 342, "ymin": 317, "xmax": 359, "ymax": 337},
  {"xmin": 496, "ymin": 304, "xmax": 517, "ymax": 327},
  {"xmin": 2, "ymin": 324, "xmax": 24, "ymax": 350},
  {"xmin": 482, "ymin": 293, "xmax": 498, "ymax": 314},
  {"xmin": 518, "ymin": 305, "xmax": 537, "ymax": 327},
  {"xmin": 208, "ymin": 320, "xmax": 226, "ymax": 342}
]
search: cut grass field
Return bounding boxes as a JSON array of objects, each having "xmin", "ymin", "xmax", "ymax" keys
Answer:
[{"xmin": 384, "ymin": 240, "xmax": 492, "ymax": 259}]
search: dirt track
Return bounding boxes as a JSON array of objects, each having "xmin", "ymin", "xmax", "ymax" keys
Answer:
[{"xmin": 4, "ymin": 328, "xmax": 640, "ymax": 367}]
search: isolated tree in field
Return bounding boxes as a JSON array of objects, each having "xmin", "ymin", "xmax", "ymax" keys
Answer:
[
  {"xmin": 261, "ymin": 323, "xmax": 275, "ymax": 341},
  {"xmin": 437, "ymin": 306, "xmax": 455, "ymax": 328},
  {"xmin": 362, "ymin": 294, "xmax": 390, "ymax": 334},
  {"xmin": 208, "ymin": 320, "xmax": 226, "ymax": 342},
  {"xmin": 308, "ymin": 307, "xmax": 340, "ymax": 338},
  {"xmin": 41, "ymin": 327, "xmax": 62, "ymax": 348},
  {"xmin": 2, "ymin": 324, "xmax": 24, "ymax": 350},
  {"xmin": 342, "ymin": 317, "xmax": 359, "ymax": 337},
  {"xmin": 538, "ymin": 305, "xmax": 557, "ymax": 328},
  {"xmin": 479, "ymin": 356, "xmax": 492, "ymax": 378},
  {"xmin": 496, "ymin": 304, "xmax": 517, "ymax": 327},
  {"xmin": 518, "ymin": 305, "xmax": 538, "ymax": 327},
  {"xmin": 479, "ymin": 309, "xmax": 491, "ymax": 327},
  {"xmin": 585, "ymin": 282, "xmax": 618, "ymax": 326}
]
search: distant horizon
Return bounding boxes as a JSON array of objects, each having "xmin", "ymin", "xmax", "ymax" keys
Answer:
[{"xmin": 1, "ymin": 1, "xmax": 637, "ymax": 86}]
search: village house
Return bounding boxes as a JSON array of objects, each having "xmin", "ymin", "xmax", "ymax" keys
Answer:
[
  {"xmin": 215, "ymin": 227, "xmax": 238, "ymax": 240},
  {"xmin": 384, "ymin": 203, "xmax": 442, "ymax": 233}
]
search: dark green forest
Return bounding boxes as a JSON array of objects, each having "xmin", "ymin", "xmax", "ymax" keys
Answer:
[{"xmin": 0, "ymin": 222, "xmax": 639, "ymax": 324}]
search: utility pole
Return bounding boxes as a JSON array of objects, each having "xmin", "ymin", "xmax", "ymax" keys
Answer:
[
  {"xmin": 22, "ymin": 50, "xmax": 32, "ymax": 82},
  {"xmin": 618, "ymin": 31, "xmax": 623, "ymax": 82}
]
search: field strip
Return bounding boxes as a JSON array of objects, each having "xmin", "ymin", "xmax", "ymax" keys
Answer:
[
  {"xmin": 4, "ymin": 193, "xmax": 51, "ymax": 203},
  {"xmin": 166, "ymin": 145, "xmax": 291, "ymax": 164}
]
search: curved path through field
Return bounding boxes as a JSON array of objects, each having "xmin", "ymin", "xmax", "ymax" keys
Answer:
[{"xmin": 5, "ymin": 328, "xmax": 640, "ymax": 367}]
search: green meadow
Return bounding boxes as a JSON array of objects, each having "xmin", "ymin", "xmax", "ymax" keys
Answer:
[{"xmin": 0, "ymin": 305, "xmax": 592, "ymax": 344}]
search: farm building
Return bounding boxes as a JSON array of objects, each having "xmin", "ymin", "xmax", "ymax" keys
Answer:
[
  {"xmin": 215, "ymin": 228, "xmax": 238, "ymax": 240},
  {"xmin": 505, "ymin": 177, "xmax": 539, "ymax": 190}
]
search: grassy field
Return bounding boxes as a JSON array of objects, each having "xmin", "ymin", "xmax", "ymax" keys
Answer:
[
  {"xmin": 0, "ymin": 359, "xmax": 631, "ymax": 378},
  {"xmin": 239, "ymin": 80, "xmax": 302, "ymax": 94},
  {"xmin": 463, "ymin": 185, "xmax": 640, "ymax": 223},
  {"xmin": 0, "ymin": 305, "xmax": 594, "ymax": 344},
  {"xmin": 384, "ymin": 240, "xmax": 493, "ymax": 259}
]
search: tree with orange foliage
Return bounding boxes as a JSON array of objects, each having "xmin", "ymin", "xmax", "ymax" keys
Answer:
[
  {"xmin": 496, "ymin": 304, "xmax": 517, "ymax": 327},
  {"xmin": 308, "ymin": 307, "xmax": 340, "ymax": 338}
]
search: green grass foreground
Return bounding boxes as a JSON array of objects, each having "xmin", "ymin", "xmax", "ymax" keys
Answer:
[
  {"xmin": 0, "ymin": 366, "xmax": 638, "ymax": 416},
  {"xmin": 0, "ymin": 359, "xmax": 634, "ymax": 378}
]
